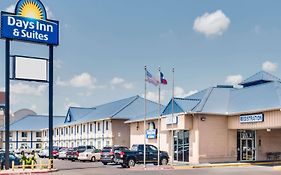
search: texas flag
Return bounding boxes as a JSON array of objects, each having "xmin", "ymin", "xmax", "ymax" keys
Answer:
[{"xmin": 160, "ymin": 72, "xmax": 167, "ymax": 85}]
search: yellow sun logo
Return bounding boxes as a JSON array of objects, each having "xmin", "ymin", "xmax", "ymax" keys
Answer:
[{"xmin": 16, "ymin": 0, "xmax": 47, "ymax": 20}]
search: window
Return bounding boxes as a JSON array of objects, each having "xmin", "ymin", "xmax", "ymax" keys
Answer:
[
  {"xmin": 56, "ymin": 129, "xmax": 59, "ymax": 135},
  {"xmin": 106, "ymin": 140, "xmax": 110, "ymax": 146},
  {"xmin": 90, "ymin": 124, "xmax": 93, "ymax": 132},
  {"xmin": 66, "ymin": 127, "xmax": 68, "ymax": 135},
  {"xmin": 97, "ymin": 123, "xmax": 100, "ymax": 131},
  {"xmin": 77, "ymin": 126, "xmax": 79, "ymax": 133},
  {"xmin": 83, "ymin": 125, "xmax": 86, "ymax": 133},
  {"xmin": 36, "ymin": 143, "xmax": 41, "ymax": 149},
  {"xmin": 36, "ymin": 132, "xmax": 41, "ymax": 137},
  {"xmin": 71, "ymin": 127, "xmax": 74, "ymax": 134},
  {"xmin": 21, "ymin": 132, "xmax": 27, "ymax": 138},
  {"xmin": 106, "ymin": 121, "xmax": 109, "ymax": 130},
  {"xmin": 61, "ymin": 128, "xmax": 63, "ymax": 135},
  {"xmin": 9, "ymin": 132, "xmax": 12, "ymax": 138}
]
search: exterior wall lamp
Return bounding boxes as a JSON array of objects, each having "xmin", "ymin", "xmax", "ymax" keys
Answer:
[{"xmin": 200, "ymin": 116, "xmax": 206, "ymax": 121}]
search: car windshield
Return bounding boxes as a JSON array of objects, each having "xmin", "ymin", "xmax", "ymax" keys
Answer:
[
  {"xmin": 131, "ymin": 145, "xmax": 139, "ymax": 151},
  {"xmin": 102, "ymin": 147, "xmax": 112, "ymax": 152}
]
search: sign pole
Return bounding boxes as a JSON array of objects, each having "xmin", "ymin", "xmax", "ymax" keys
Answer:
[
  {"xmin": 48, "ymin": 45, "xmax": 54, "ymax": 160},
  {"xmin": 4, "ymin": 39, "xmax": 10, "ymax": 170}
]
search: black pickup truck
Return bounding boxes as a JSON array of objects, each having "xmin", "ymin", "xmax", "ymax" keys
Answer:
[{"xmin": 114, "ymin": 144, "xmax": 169, "ymax": 168}]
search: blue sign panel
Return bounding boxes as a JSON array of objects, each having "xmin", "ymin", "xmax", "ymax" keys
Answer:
[
  {"xmin": 240, "ymin": 113, "xmax": 264, "ymax": 123},
  {"xmin": 1, "ymin": 12, "xmax": 59, "ymax": 45},
  {"xmin": 146, "ymin": 129, "xmax": 157, "ymax": 139}
]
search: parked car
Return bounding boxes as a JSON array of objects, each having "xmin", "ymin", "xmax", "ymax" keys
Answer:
[
  {"xmin": 100, "ymin": 146, "xmax": 129, "ymax": 165},
  {"xmin": 38, "ymin": 146, "xmax": 60, "ymax": 158},
  {"xmin": 78, "ymin": 148, "xmax": 101, "ymax": 162},
  {"xmin": 0, "ymin": 152, "xmax": 21, "ymax": 169},
  {"xmin": 66, "ymin": 147, "xmax": 78, "ymax": 161},
  {"xmin": 15, "ymin": 145, "xmax": 33, "ymax": 154},
  {"xmin": 58, "ymin": 148, "xmax": 68, "ymax": 160},
  {"xmin": 114, "ymin": 144, "xmax": 169, "ymax": 168}
]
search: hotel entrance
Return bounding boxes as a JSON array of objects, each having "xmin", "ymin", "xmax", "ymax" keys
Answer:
[
  {"xmin": 237, "ymin": 130, "xmax": 256, "ymax": 161},
  {"xmin": 173, "ymin": 130, "xmax": 189, "ymax": 162}
]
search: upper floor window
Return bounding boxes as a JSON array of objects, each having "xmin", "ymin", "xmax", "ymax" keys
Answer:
[
  {"xmin": 83, "ymin": 125, "xmax": 86, "ymax": 133},
  {"xmin": 106, "ymin": 121, "xmax": 109, "ymax": 130},
  {"xmin": 21, "ymin": 132, "xmax": 27, "ymax": 138},
  {"xmin": 97, "ymin": 122, "xmax": 100, "ymax": 131},
  {"xmin": 66, "ymin": 127, "xmax": 68, "ymax": 135},
  {"xmin": 36, "ymin": 132, "xmax": 41, "ymax": 137},
  {"xmin": 71, "ymin": 127, "xmax": 74, "ymax": 134},
  {"xmin": 61, "ymin": 128, "xmax": 64, "ymax": 135},
  {"xmin": 90, "ymin": 124, "xmax": 93, "ymax": 132},
  {"xmin": 77, "ymin": 126, "xmax": 79, "ymax": 133}
]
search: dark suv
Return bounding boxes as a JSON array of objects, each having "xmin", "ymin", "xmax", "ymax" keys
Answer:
[{"xmin": 100, "ymin": 146, "xmax": 129, "ymax": 165}]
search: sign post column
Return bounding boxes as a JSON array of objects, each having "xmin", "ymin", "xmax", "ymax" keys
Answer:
[
  {"xmin": 4, "ymin": 39, "xmax": 10, "ymax": 170},
  {"xmin": 48, "ymin": 45, "xmax": 54, "ymax": 160}
]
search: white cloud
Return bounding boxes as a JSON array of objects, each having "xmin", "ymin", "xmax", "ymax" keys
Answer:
[
  {"xmin": 64, "ymin": 98, "xmax": 80, "ymax": 110},
  {"xmin": 262, "ymin": 61, "xmax": 278, "ymax": 72},
  {"xmin": 111, "ymin": 77, "xmax": 125, "ymax": 85},
  {"xmin": 11, "ymin": 83, "xmax": 47, "ymax": 96},
  {"xmin": 110, "ymin": 77, "xmax": 135, "ymax": 90},
  {"xmin": 5, "ymin": 4, "xmax": 15, "ymax": 13},
  {"xmin": 193, "ymin": 10, "xmax": 230, "ymax": 38},
  {"xmin": 225, "ymin": 75, "xmax": 243, "ymax": 85},
  {"xmin": 70, "ymin": 73, "xmax": 96, "ymax": 88},
  {"xmin": 56, "ymin": 77, "xmax": 68, "ymax": 86},
  {"xmin": 174, "ymin": 86, "xmax": 198, "ymax": 98},
  {"xmin": 144, "ymin": 91, "xmax": 166, "ymax": 103}
]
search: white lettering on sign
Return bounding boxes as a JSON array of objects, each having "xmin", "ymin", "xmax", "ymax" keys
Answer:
[{"xmin": 240, "ymin": 113, "xmax": 264, "ymax": 123}]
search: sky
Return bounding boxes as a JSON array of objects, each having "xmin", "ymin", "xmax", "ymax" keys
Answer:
[{"xmin": 1, "ymin": 0, "xmax": 281, "ymax": 116}]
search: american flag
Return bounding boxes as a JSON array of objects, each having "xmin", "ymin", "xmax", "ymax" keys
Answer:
[{"xmin": 146, "ymin": 70, "xmax": 159, "ymax": 86}]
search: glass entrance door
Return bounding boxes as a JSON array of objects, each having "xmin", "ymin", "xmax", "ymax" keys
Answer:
[
  {"xmin": 238, "ymin": 130, "xmax": 256, "ymax": 161},
  {"xmin": 173, "ymin": 130, "xmax": 189, "ymax": 162}
]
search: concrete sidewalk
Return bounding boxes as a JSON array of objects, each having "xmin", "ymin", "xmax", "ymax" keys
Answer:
[{"xmin": 0, "ymin": 168, "xmax": 58, "ymax": 174}]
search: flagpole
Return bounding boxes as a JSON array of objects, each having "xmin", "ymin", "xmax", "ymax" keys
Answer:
[
  {"xmin": 158, "ymin": 66, "xmax": 161, "ymax": 166},
  {"xmin": 144, "ymin": 65, "xmax": 147, "ymax": 168},
  {"xmin": 171, "ymin": 67, "xmax": 175, "ymax": 165}
]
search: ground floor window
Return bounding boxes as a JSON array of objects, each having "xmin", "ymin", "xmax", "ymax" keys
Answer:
[
  {"xmin": 173, "ymin": 130, "xmax": 189, "ymax": 162},
  {"xmin": 237, "ymin": 130, "xmax": 256, "ymax": 161}
]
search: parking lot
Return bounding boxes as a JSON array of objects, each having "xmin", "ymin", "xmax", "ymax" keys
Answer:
[{"xmin": 47, "ymin": 159, "xmax": 281, "ymax": 175}]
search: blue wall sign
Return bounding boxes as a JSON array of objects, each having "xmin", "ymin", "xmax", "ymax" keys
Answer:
[
  {"xmin": 146, "ymin": 122, "xmax": 157, "ymax": 139},
  {"xmin": 240, "ymin": 113, "xmax": 264, "ymax": 123},
  {"xmin": 1, "ymin": 0, "xmax": 59, "ymax": 45}
]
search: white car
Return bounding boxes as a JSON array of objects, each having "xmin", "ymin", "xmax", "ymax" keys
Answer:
[
  {"xmin": 58, "ymin": 148, "xmax": 68, "ymax": 160},
  {"xmin": 78, "ymin": 149, "xmax": 101, "ymax": 162},
  {"xmin": 38, "ymin": 148, "xmax": 49, "ymax": 158}
]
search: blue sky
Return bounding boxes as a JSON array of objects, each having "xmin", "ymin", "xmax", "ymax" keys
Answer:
[{"xmin": 1, "ymin": 0, "xmax": 281, "ymax": 115}]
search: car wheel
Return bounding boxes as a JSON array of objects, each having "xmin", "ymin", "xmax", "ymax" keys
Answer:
[
  {"xmin": 128, "ymin": 159, "xmax": 135, "ymax": 167},
  {"xmin": 102, "ymin": 162, "xmax": 107, "ymax": 165},
  {"xmin": 160, "ymin": 157, "xmax": 168, "ymax": 165},
  {"xmin": 91, "ymin": 156, "xmax": 96, "ymax": 162}
]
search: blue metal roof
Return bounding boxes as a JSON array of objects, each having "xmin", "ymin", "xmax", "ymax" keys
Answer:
[
  {"xmin": 0, "ymin": 115, "xmax": 65, "ymax": 131},
  {"xmin": 239, "ymin": 71, "xmax": 281, "ymax": 87},
  {"xmin": 65, "ymin": 107, "xmax": 95, "ymax": 123},
  {"xmin": 163, "ymin": 72, "xmax": 281, "ymax": 115},
  {"xmin": 65, "ymin": 95, "xmax": 163, "ymax": 124}
]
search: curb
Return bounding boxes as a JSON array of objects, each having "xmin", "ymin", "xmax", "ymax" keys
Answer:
[
  {"xmin": 173, "ymin": 163, "xmax": 251, "ymax": 169},
  {"xmin": 0, "ymin": 169, "xmax": 58, "ymax": 174},
  {"xmin": 273, "ymin": 166, "xmax": 281, "ymax": 170}
]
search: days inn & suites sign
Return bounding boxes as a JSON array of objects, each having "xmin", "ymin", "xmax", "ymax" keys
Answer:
[{"xmin": 1, "ymin": 0, "xmax": 59, "ymax": 45}]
